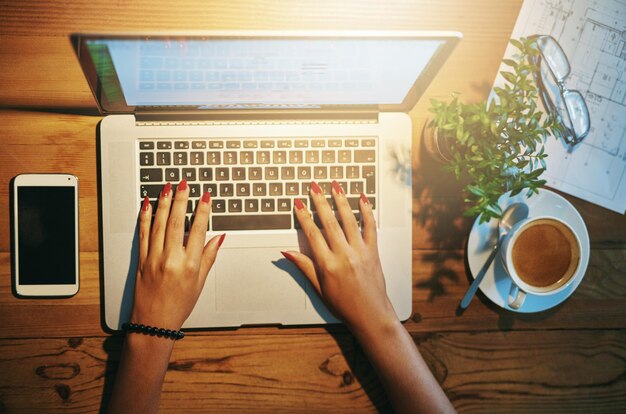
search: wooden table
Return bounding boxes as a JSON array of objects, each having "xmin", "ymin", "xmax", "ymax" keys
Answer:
[{"xmin": 1, "ymin": 1, "xmax": 625, "ymax": 412}]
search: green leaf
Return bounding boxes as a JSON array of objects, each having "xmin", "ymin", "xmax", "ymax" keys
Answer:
[
  {"xmin": 502, "ymin": 58, "xmax": 517, "ymax": 67},
  {"xmin": 510, "ymin": 38, "xmax": 524, "ymax": 51},
  {"xmin": 500, "ymin": 71, "xmax": 517, "ymax": 84}
]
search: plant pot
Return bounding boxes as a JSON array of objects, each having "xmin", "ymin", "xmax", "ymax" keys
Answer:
[{"xmin": 422, "ymin": 120, "xmax": 454, "ymax": 163}]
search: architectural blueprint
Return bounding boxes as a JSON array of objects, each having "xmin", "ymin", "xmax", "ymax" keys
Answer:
[{"xmin": 496, "ymin": 0, "xmax": 626, "ymax": 213}]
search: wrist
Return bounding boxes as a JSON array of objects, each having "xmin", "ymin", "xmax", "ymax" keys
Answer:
[{"xmin": 347, "ymin": 302, "xmax": 402, "ymax": 344}]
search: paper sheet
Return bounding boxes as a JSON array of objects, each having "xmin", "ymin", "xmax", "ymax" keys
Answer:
[{"xmin": 495, "ymin": 0, "xmax": 626, "ymax": 213}]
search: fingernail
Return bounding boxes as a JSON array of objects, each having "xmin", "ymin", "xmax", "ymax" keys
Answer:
[
  {"xmin": 142, "ymin": 196, "xmax": 150, "ymax": 212},
  {"xmin": 281, "ymin": 251, "xmax": 295, "ymax": 261},
  {"xmin": 201, "ymin": 191, "xmax": 211, "ymax": 204},
  {"xmin": 331, "ymin": 180, "xmax": 344, "ymax": 195},
  {"xmin": 294, "ymin": 198, "xmax": 305, "ymax": 211},
  {"xmin": 161, "ymin": 182, "xmax": 172, "ymax": 198},
  {"xmin": 360, "ymin": 192, "xmax": 369, "ymax": 205},
  {"xmin": 179, "ymin": 179, "xmax": 188, "ymax": 191},
  {"xmin": 217, "ymin": 233, "xmax": 226, "ymax": 248},
  {"xmin": 311, "ymin": 181, "xmax": 322, "ymax": 195}
]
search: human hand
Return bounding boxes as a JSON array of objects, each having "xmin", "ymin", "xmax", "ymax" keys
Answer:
[
  {"xmin": 132, "ymin": 180, "xmax": 224, "ymax": 331},
  {"xmin": 282, "ymin": 180, "xmax": 398, "ymax": 335}
]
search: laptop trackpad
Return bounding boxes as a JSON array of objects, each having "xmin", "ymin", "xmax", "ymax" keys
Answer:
[{"xmin": 215, "ymin": 247, "xmax": 307, "ymax": 312}]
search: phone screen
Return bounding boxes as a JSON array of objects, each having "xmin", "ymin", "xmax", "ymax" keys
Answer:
[{"xmin": 17, "ymin": 186, "xmax": 77, "ymax": 285}]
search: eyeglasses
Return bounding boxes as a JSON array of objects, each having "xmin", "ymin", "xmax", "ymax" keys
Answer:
[{"xmin": 529, "ymin": 35, "xmax": 590, "ymax": 146}]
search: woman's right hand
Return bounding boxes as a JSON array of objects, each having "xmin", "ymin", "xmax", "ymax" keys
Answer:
[{"xmin": 282, "ymin": 180, "xmax": 399, "ymax": 335}]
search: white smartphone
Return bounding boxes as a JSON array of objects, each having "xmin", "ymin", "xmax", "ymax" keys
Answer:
[{"xmin": 13, "ymin": 174, "xmax": 80, "ymax": 297}]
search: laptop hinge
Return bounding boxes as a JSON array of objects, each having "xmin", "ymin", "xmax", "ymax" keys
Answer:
[{"xmin": 134, "ymin": 108, "xmax": 379, "ymax": 125}]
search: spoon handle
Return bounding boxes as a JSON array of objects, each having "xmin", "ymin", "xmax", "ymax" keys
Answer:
[{"xmin": 460, "ymin": 240, "xmax": 503, "ymax": 309}]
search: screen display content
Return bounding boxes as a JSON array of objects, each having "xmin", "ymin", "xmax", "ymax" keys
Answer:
[
  {"xmin": 85, "ymin": 38, "xmax": 445, "ymax": 108},
  {"xmin": 17, "ymin": 186, "xmax": 76, "ymax": 285}
]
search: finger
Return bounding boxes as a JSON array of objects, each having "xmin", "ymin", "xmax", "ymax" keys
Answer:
[
  {"xmin": 330, "ymin": 180, "xmax": 362, "ymax": 246},
  {"xmin": 359, "ymin": 193, "xmax": 378, "ymax": 247},
  {"xmin": 149, "ymin": 182, "xmax": 173, "ymax": 256},
  {"xmin": 186, "ymin": 191, "xmax": 211, "ymax": 260},
  {"xmin": 294, "ymin": 198, "xmax": 332, "ymax": 264},
  {"xmin": 164, "ymin": 179, "xmax": 189, "ymax": 251},
  {"xmin": 281, "ymin": 250, "xmax": 321, "ymax": 296},
  {"xmin": 310, "ymin": 181, "xmax": 349, "ymax": 252},
  {"xmin": 138, "ymin": 196, "xmax": 152, "ymax": 273},
  {"xmin": 198, "ymin": 233, "xmax": 226, "ymax": 280}
]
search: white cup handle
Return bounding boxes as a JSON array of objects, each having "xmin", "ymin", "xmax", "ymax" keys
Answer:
[{"xmin": 508, "ymin": 283, "xmax": 526, "ymax": 310}]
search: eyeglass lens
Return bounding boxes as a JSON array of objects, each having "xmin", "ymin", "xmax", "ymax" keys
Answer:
[
  {"xmin": 563, "ymin": 90, "xmax": 590, "ymax": 139},
  {"xmin": 537, "ymin": 36, "xmax": 570, "ymax": 80}
]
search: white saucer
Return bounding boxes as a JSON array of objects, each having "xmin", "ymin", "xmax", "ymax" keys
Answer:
[{"xmin": 466, "ymin": 188, "xmax": 590, "ymax": 313}]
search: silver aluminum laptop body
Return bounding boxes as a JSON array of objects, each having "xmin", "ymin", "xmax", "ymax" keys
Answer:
[{"xmin": 72, "ymin": 31, "xmax": 461, "ymax": 330}]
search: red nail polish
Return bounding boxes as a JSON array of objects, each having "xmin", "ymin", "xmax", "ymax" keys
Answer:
[
  {"xmin": 360, "ymin": 192, "xmax": 369, "ymax": 205},
  {"xmin": 161, "ymin": 182, "xmax": 172, "ymax": 197},
  {"xmin": 179, "ymin": 179, "xmax": 188, "ymax": 191},
  {"xmin": 217, "ymin": 233, "xmax": 226, "ymax": 248},
  {"xmin": 281, "ymin": 251, "xmax": 295, "ymax": 261},
  {"xmin": 141, "ymin": 196, "xmax": 150, "ymax": 212},
  {"xmin": 331, "ymin": 180, "xmax": 344, "ymax": 195},
  {"xmin": 202, "ymin": 191, "xmax": 211, "ymax": 204},
  {"xmin": 311, "ymin": 181, "xmax": 322, "ymax": 195},
  {"xmin": 294, "ymin": 198, "xmax": 305, "ymax": 210}
]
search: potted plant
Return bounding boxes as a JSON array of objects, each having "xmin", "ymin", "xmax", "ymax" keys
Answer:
[{"xmin": 424, "ymin": 37, "xmax": 564, "ymax": 224}]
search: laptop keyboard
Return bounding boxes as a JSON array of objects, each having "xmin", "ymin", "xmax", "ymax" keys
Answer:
[{"xmin": 138, "ymin": 137, "xmax": 377, "ymax": 231}]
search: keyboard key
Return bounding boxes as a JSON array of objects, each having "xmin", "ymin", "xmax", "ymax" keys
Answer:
[
  {"xmin": 338, "ymin": 150, "xmax": 351, "ymax": 163},
  {"xmin": 140, "ymin": 185, "xmax": 163, "ymax": 198},
  {"xmin": 330, "ymin": 166, "xmax": 343, "ymax": 179},
  {"xmin": 301, "ymin": 182, "xmax": 311, "ymax": 195},
  {"xmin": 165, "ymin": 168, "xmax": 179, "ymax": 181},
  {"xmin": 189, "ymin": 184, "xmax": 201, "ymax": 198},
  {"xmin": 175, "ymin": 141, "xmax": 189, "ymax": 149},
  {"xmin": 157, "ymin": 141, "xmax": 172, "ymax": 149},
  {"xmin": 199, "ymin": 168, "xmax": 213, "ymax": 181},
  {"xmin": 278, "ymin": 140, "xmax": 292, "ymax": 148},
  {"xmin": 192, "ymin": 141, "xmax": 207, "ymax": 149},
  {"xmin": 269, "ymin": 183, "xmax": 283, "ymax": 196},
  {"xmin": 261, "ymin": 198, "xmax": 275, "ymax": 212},
  {"xmin": 363, "ymin": 166, "xmax": 375, "ymax": 194},
  {"xmin": 157, "ymin": 152, "xmax": 171, "ymax": 165},
  {"xmin": 350, "ymin": 181, "xmax": 364, "ymax": 194},
  {"xmin": 245, "ymin": 199, "xmax": 259, "ymax": 212},
  {"xmin": 253, "ymin": 183, "xmax": 267, "ymax": 196},
  {"xmin": 314, "ymin": 166, "xmax": 327, "ymax": 179},
  {"xmin": 312, "ymin": 140, "xmax": 325, "ymax": 147},
  {"xmin": 295, "ymin": 140, "xmax": 308, "ymax": 148},
  {"xmin": 232, "ymin": 167, "xmax": 246, "ymax": 180},
  {"xmin": 257, "ymin": 151, "xmax": 270, "ymax": 164},
  {"xmin": 281, "ymin": 166, "xmax": 295, "ymax": 180},
  {"xmin": 289, "ymin": 151, "xmax": 303, "ymax": 164},
  {"xmin": 240, "ymin": 151, "xmax": 254, "ymax": 164},
  {"xmin": 345, "ymin": 139, "xmax": 358, "ymax": 147},
  {"xmin": 329, "ymin": 139, "xmax": 342, "ymax": 147},
  {"xmin": 212, "ymin": 199, "xmax": 226, "ymax": 213},
  {"xmin": 228, "ymin": 199, "xmax": 243, "ymax": 212},
  {"xmin": 224, "ymin": 151, "xmax": 237, "ymax": 165},
  {"xmin": 209, "ymin": 141, "xmax": 223, "ymax": 149},
  {"xmin": 306, "ymin": 150, "xmax": 319, "ymax": 163},
  {"xmin": 286, "ymin": 183, "xmax": 299, "ymax": 195},
  {"xmin": 355, "ymin": 150, "xmax": 375, "ymax": 163},
  {"xmin": 322, "ymin": 151, "xmax": 335, "ymax": 163},
  {"xmin": 362, "ymin": 138, "xmax": 376, "ymax": 147},
  {"xmin": 261, "ymin": 140, "xmax": 275, "ymax": 148},
  {"xmin": 140, "ymin": 168, "xmax": 163, "ymax": 182},
  {"xmin": 226, "ymin": 140, "xmax": 241, "ymax": 148},
  {"xmin": 212, "ymin": 214, "xmax": 292, "ymax": 230},
  {"xmin": 139, "ymin": 142, "xmax": 155, "ymax": 150},
  {"xmin": 140, "ymin": 152, "xmax": 154, "ymax": 166},
  {"xmin": 273, "ymin": 151, "xmax": 286, "ymax": 164},
  {"xmin": 236, "ymin": 183, "xmax": 250, "ymax": 196},
  {"xmin": 182, "ymin": 168, "xmax": 196, "ymax": 181},
  {"xmin": 174, "ymin": 152, "xmax": 188, "ymax": 165},
  {"xmin": 319, "ymin": 182, "xmax": 332, "ymax": 194},
  {"xmin": 187, "ymin": 200, "xmax": 193, "ymax": 213},
  {"xmin": 190, "ymin": 152, "xmax": 204, "ymax": 165},
  {"xmin": 346, "ymin": 166, "xmax": 359, "ymax": 179},
  {"xmin": 298, "ymin": 166, "xmax": 311, "ymax": 179},
  {"xmin": 216, "ymin": 168, "xmax": 229, "ymax": 181},
  {"xmin": 220, "ymin": 183, "xmax": 234, "ymax": 197},
  {"xmin": 277, "ymin": 199, "xmax": 291, "ymax": 211},
  {"xmin": 207, "ymin": 152, "xmax": 220, "ymax": 165},
  {"xmin": 249, "ymin": 167, "xmax": 262, "ymax": 180},
  {"xmin": 265, "ymin": 167, "xmax": 279, "ymax": 180},
  {"xmin": 243, "ymin": 140, "xmax": 258, "ymax": 148},
  {"xmin": 203, "ymin": 183, "xmax": 217, "ymax": 196}
]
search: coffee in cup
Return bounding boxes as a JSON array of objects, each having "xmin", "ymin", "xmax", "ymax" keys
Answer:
[{"xmin": 501, "ymin": 216, "xmax": 582, "ymax": 309}]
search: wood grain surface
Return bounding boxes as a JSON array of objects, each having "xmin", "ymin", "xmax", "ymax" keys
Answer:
[{"xmin": 1, "ymin": 0, "xmax": 625, "ymax": 412}]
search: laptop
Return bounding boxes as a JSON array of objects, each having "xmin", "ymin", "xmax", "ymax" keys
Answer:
[{"xmin": 71, "ymin": 31, "xmax": 461, "ymax": 330}]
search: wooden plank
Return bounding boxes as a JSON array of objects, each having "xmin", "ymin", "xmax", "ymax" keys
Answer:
[
  {"xmin": 1, "ymin": 249, "xmax": 625, "ymax": 338},
  {"xmin": 1, "ymin": 330, "xmax": 624, "ymax": 412}
]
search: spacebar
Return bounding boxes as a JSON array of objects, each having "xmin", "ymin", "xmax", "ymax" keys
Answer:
[{"xmin": 212, "ymin": 214, "xmax": 292, "ymax": 230}]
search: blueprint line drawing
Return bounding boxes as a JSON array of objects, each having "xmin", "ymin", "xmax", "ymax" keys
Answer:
[{"xmin": 496, "ymin": 0, "xmax": 626, "ymax": 213}]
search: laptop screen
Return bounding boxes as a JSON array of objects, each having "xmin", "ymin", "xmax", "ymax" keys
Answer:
[{"xmin": 73, "ymin": 33, "xmax": 461, "ymax": 113}]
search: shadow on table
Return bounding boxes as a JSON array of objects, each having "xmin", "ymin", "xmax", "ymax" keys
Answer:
[{"xmin": 99, "ymin": 334, "xmax": 123, "ymax": 413}]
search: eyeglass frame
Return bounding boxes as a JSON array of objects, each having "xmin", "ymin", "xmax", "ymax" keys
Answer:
[{"xmin": 528, "ymin": 34, "xmax": 590, "ymax": 146}]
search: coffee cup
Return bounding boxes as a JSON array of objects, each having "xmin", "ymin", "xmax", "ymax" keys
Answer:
[{"xmin": 500, "ymin": 215, "xmax": 582, "ymax": 309}]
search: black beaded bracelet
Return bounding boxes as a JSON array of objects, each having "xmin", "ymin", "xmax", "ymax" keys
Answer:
[{"xmin": 122, "ymin": 322, "xmax": 185, "ymax": 340}]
